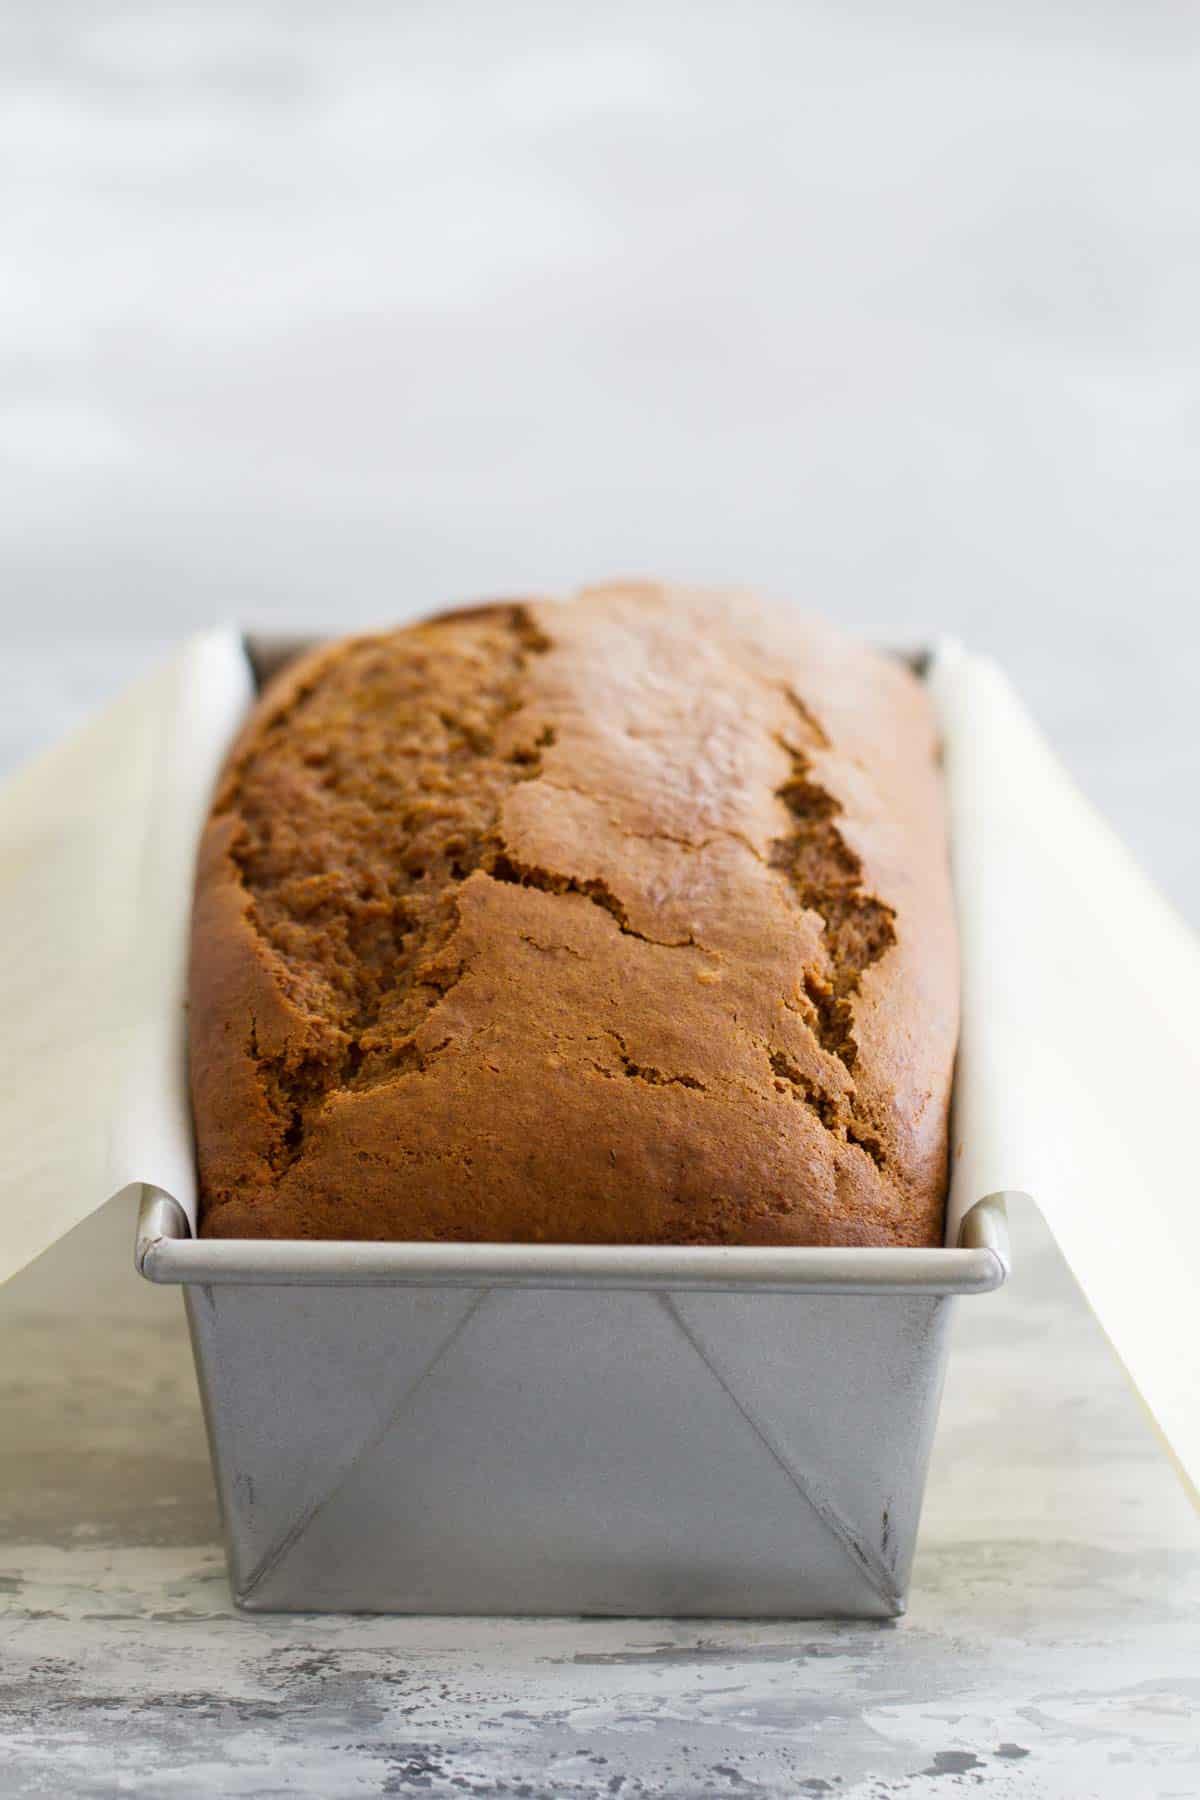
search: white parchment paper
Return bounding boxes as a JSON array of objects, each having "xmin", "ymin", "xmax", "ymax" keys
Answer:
[
  {"xmin": 928, "ymin": 642, "xmax": 1200, "ymax": 1506},
  {"xmin": 0, "ymin": 631, "xmax": 1195, "ymax": 1502},
  {"xmin": 0, "ymin": 629, "xmax": 252, "ymax": 1276}
]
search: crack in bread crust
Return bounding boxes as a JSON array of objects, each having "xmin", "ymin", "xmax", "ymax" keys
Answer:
[
  {"xmin": 222, "ymin": 606, "xmax": 551, "ymax": 1170},
  {"xmin": 769, "ymin": 740, "xmax": 897, "ymax": 1070},
  {"xmin": 767, "ymin": 1049, "xmax": 887, "ymax": 1173},
  {"xmin": 768, "ymin": 723, "xmax": 898, "ymax": 1170},
  {"xmin": 484, "ymin": 853, "xmax": 696, "ymax": 948}
]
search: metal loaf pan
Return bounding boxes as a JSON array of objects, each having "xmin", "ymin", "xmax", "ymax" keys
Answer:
[{"xmin": 136, "ymin": 633, "xmax": 1013, "ymax": 1618}]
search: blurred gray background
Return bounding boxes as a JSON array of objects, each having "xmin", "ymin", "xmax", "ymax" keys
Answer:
[{"xmin": 2, "ymin": 0, "xmax": 1197, "ymax": 920}]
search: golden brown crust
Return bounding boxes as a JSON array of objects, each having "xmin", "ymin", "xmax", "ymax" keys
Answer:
[{"xmin": 189, "ymin": 584, "xmax": 958, "ymax": 1247}]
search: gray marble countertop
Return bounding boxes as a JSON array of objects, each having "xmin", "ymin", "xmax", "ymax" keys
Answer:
[{"xmin": 3, "ymin": 1196, "xmax": 1198, "ymax": 1798}]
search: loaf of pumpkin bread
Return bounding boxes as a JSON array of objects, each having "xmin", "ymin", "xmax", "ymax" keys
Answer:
[{"xmin": 189, "ymin": 584, "xmax": 958, "ymax": 1246}]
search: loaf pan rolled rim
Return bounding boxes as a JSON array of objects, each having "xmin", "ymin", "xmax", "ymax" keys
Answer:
[{"xmin": 136, "ymin": 1186, "xmax": 1011, "ymax": 1293}]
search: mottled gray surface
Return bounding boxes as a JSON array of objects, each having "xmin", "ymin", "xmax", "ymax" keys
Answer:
[
  {"xmin": 2, "ymin": 1198, "xmax": 1198, "ymax": 1797},
  {"xmin": 2, "ymin": 3, "xmax": 1200, "ymax": 1794},
  {"xmin": 2, "ymin": 0, "xmax": 1200, "ymax": 921}
]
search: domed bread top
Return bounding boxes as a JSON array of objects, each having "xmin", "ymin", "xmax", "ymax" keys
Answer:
[{"xmin": 189, "ymin": 583, "xmax": 958, "ymax": 1247}]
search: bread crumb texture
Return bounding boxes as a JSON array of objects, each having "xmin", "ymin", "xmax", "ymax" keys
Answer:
[{"xmin": 190, "ymin": 584, "xmax": 958, "ymax": 1246}]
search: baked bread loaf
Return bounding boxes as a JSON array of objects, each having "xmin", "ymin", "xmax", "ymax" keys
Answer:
[{"xmin": 190, "ymin": 584, "xmax": 958, "ymax": 1246}]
